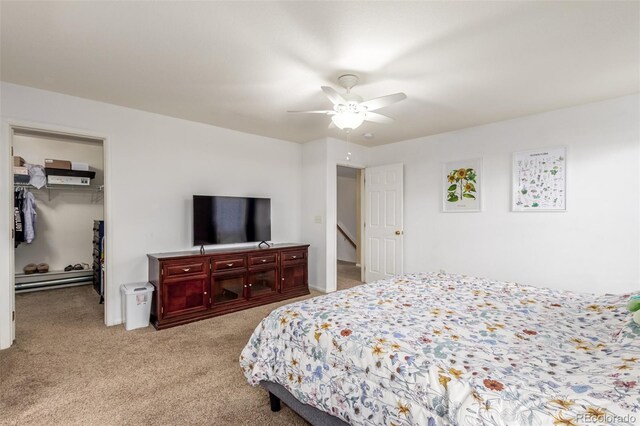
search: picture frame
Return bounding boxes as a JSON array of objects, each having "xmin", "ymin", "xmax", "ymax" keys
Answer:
[
  {"xmin": 442, "ymin": 158, "xmax": 482, "ymax": 212},
  {"xmin": 512, "ymin": 146, "xmax": 567, "ymax": 212}
]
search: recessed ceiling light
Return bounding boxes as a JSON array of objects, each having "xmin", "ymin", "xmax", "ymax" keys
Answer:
[{"xmin": 363, "ymin": 133, "xmax": 374, "ymax": 139}]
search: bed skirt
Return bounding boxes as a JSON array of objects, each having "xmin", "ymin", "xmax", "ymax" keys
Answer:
[{"xmin": 260, "ymin": 381, "xmax": 348, "ymax": 426}]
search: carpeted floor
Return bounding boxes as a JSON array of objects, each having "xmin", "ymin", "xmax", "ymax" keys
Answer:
[
  {"xmin": 1, "ymin": 272, "xmax": 362, "ymax": 426},
  {"xmin": 337, "ymin": 261, "xmax": 361, "ymax": 288}
]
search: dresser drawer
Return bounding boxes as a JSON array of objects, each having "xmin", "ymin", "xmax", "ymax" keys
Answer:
[
  {"xmin": 164, "ymin": 260, "xmax": 208, "ymax": 278},
  {"xmin": 248, "ymin": 253, "xmax": 277, "ymax": 266},
  {"xmin": 282, "ymin": 250, "xmax": 305, "ymax": 262},
  {"xmin": 212, "ymin": 257, "xmax": 246, "ymax": 272}
]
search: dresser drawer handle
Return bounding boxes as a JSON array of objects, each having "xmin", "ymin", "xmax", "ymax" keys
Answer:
[
  {"xmin": 227, "ymin": 263, "xmax": 234, "ymax": 267},
  {"xmin": 249, "ymin": 283, "xmax": 252, "ymax": 287},
  {"xmin": 182, "ymin": 268, "xmax": 190, "ymax": 272},
  {"xmin": 292, "ymin": 256, "xmax": 297, "ymax": 259},
  {"xmin": 261, "ymin": 259, "xmax": 267, "ymax": 263}
]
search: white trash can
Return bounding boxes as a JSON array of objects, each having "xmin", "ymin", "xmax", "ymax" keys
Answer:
[{"xmin": 120, "ymin": 282, "xmax": 154, "ymax": 331}]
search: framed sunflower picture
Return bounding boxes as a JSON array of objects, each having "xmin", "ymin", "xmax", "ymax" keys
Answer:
[{"xmin": 442, "ymin": 158, "xmax": 482, "ymax": 212}]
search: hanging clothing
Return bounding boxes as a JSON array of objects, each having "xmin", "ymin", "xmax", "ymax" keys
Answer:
[
  {"xmin": 22, "ymin": 191, "xmax": 37, "ymax": 244},
  {"xmin": 14, "ymin": 189, "xmax": 24, "ymax": 247},
  {"xmin": 27, "ymin": 164, "xmax": 46, "ymax": 189}
]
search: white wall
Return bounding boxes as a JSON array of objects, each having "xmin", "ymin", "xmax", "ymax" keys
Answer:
[
  {"xmin": 14, "ymin": 134, "xmax": 104, "ymax": 272},
  {"xmin": 301, "ymin": 137, "xmax": 368, "ymax": 292},
  {"xmin": 336, "ymin": 167, "xmax": 357, "ymax": 263},
  {"xmin": 301, "ymin": 139, "xmax": 328, "ymax": 291},
  {"xmin": 0, "ymin": 83, "xmax": 303, "ymax": 348},
  {"xmin": 368, "ymin": 95, "xmax": 640, "ymax": 294}
]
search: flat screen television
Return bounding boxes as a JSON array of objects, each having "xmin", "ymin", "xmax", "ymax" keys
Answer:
[{"xmin": 193, "ymin": 195, "xmax": 271, "ymax": 245}]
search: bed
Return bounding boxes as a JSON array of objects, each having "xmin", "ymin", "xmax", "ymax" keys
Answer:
[{"xmin": 240, "ymin": 273, "xmax": 640, "ymax": 425}]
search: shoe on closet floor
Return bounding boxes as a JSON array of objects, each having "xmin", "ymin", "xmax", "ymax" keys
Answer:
[
  {"xmin": 36, "ymin": 263, "xmax": 49, "ymax": 273},
  {"xmin": 64, "ymin": 265, "xmax": 74, "ymax": 271}
]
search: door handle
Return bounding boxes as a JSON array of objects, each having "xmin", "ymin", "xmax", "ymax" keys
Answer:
[{"xmin": 395, "ymin": 230, "xmax": 403, "ymax": 235}]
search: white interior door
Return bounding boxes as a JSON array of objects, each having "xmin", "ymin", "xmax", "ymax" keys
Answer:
[{"xmin": 365, "ymin": 163, "xmax": 404, "ymax": 282}]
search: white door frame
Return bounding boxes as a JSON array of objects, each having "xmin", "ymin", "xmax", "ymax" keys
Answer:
[
  {"xmin": 1, "ymin": 119, "xmax": 111, "ymax": 350},
  {"xmin": 327, "ymin": 161, "xmax": 365, "ymax": 293}
]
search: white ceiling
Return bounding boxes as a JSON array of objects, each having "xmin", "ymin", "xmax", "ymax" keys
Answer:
[{"xmin": 1, "ymin": 1, "xmax": 638, "ymax": 146}]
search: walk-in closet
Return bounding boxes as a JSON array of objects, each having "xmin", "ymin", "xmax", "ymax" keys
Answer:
[{"xmin": 12, "ymin": 129, "xmax": 105, "ymax": 318}]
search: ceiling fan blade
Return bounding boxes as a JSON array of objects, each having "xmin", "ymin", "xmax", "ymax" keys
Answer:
[
  {"xmin": 359, "ymin": 92, "xmax": 407, "ymax": 111},
  {"xmin": 364, "ymin": 112, "xmax": 394, "ymax": 124},
  {"xmin": 287, "ymin": 110, "xmax": 333, "ymax": 114},
  {"xmin": 321, "ymin": 86, "xmax": 346, "ymax": 105}
]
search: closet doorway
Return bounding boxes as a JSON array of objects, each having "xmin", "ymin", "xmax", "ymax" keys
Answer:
[{"xmin": 9, "ymin": 126, "xmax": 108, "ymax": 344}]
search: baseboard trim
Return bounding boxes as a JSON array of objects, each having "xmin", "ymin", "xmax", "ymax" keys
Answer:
[{"xmin": 308, "ymin": 284, "xmax": 328, "ymax": 293}]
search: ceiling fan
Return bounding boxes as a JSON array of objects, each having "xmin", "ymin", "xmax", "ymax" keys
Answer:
[{"xmin": 288, "ymin": 74, "xmax": 407, "ymax": 131}]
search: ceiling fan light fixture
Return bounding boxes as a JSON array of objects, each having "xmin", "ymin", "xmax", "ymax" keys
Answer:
[
  {"xmin": 290, "ymin": 74, "xmax": 406, "ymax": 131},
  {"xmin": 331, "ymin": 111, "xmax": 364, "ymax": 130}
]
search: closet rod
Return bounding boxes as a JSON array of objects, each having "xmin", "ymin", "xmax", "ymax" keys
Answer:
[
  {"xmin": 14, "ymin": 182, "xmax": 103, "ymax": 202},
  {"xmin": 14, "ymin": 183, "xmax": 103, "ymax": 192}
]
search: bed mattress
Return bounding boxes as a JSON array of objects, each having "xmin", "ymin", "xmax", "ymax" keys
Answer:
[{"xmin": 241, "ymin": 273, "xmax": 640, "ymax": 425}]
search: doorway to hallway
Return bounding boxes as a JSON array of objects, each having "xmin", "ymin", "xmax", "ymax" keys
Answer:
[{"xmin": 336, "ymin": 165, "xmax": 363, "ymax": 290}]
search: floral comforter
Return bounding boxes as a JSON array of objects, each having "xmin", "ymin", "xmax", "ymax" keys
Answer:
[{"xmin": 240, "ymin": 273, "xmax": 640, "ymax": 425}]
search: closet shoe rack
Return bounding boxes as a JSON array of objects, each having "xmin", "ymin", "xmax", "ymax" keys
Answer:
[{"xmin": 15, "ymin": 269, "xmax": 93, "ymax": 293}]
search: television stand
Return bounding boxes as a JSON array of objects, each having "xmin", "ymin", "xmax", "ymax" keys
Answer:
[
  {"xmin": 147, "ymin": 243, "xmax": 309, "ymax": 329},
  {"xmin": 258, "ymin": 241, "xmax": 271, "ymax": 248}
]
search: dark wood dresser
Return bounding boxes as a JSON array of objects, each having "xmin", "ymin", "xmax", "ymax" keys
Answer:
[{"xmin": 147, "ymin": 243, "xmax": 309, "ymax": 329}]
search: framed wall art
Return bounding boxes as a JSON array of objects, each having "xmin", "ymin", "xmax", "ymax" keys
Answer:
[
  {"xmin": 443, "ymin": 158, "xmax": 482, "ymax": 212},
  {"xmin": 512, "ymin": 147, "xmax": 566, "ymax": 211}
]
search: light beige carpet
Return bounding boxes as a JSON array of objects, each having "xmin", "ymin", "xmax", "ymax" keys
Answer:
[
  {"xmin": 337, "ymin": 261, "xmax": 362, "ymax": 289},
  {"xmin": 1, "ymin": 272, "xmax": 362, "ymax": 426}
]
